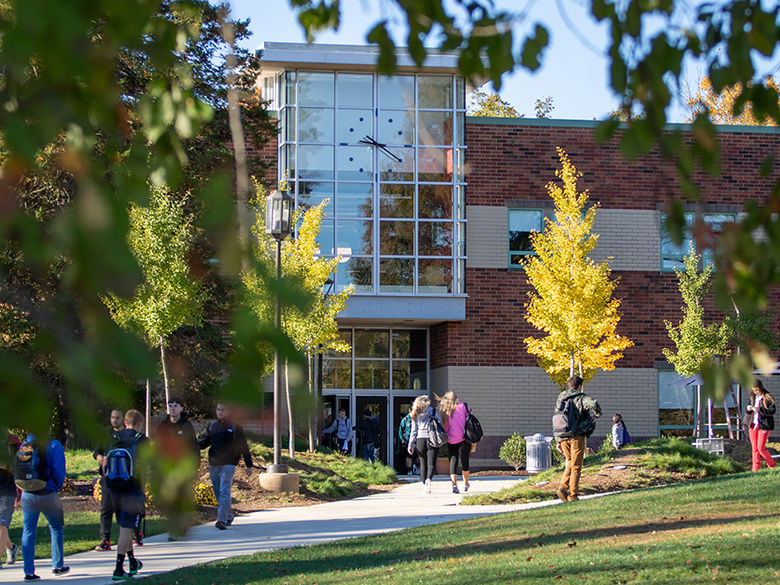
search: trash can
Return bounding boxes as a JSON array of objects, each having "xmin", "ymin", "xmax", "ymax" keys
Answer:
[{"xmin": 525, "ymin": 433, "xmax": 553, "ymax": 474}]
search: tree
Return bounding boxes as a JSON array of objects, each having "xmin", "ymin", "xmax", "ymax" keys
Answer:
[
  {"xmin": 243, "ymin": 187, "xmax": 353, "ymax": 455},
  {"xmin": 523, "ymin": 148, "xmax": 633, "ymax": 387},
  {"xmin": 534, "ymin": 96, "xmax": 554, "ymax": 119},
  {"xmin": 685, "ymin": 76, "xmax": 780, "ymax": 126},
  {"xmin": 104, "ymin": 186, "xmax": 206, "ymax": 429},
  {"xmin": 467, "ymin": 86, "xmax": 522, "ymax": 118},
  {"xmin": 662, "ymin": 252, "xmax": 729, "ymax": 378}
]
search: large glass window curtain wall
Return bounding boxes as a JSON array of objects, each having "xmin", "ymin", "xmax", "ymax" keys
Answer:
[{"xmin": 278, "ymin": 71, "xmax": 467, "ymax": 295}]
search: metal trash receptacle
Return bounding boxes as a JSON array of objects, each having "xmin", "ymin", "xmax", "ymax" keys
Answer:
[{"xmin": 525, "ymin": 433, "xmax": 553, "ymax": 474}]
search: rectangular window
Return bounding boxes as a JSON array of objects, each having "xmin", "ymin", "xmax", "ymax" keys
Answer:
[
  {"xmin": 703, "ymin": 213, "xmax": 736, "ymax": 268},
  {"xmin": 508, "ymin": 209, "xmax": 543, "ymax": 266},
  {"xmin": 661, "ymin": 212, "xmax": 736, "ymax": 271}
]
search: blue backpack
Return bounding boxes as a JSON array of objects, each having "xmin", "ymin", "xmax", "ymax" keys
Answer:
[
  {"xmin": 105, "ymin": 432, "xmax": 143, "ymax": 491},
  {"xmin": 14, "ymin": 441, "xmax": 49, "ymax": 492}
]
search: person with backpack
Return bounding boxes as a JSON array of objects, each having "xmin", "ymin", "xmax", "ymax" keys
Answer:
[
  {"xmin": 322, "ymin": 408, "xmax": 352, "ymax": 456},
  {"xmin": 106, "ymin": 409, "xmax": 147, "ymax": 581},
  {"xmin": 198, "ymin": 403, "xmax": 254, "ymax": 530},
  {"xmin": 15, "ymin": 432, "xmax": 69, "ymax": 580},
  {"xmin": 407, "ymin": 395, "xmax": 442, "ymax": 494},
  {"xmin": 398, "ymin": 405, "xmax": 417, "ymax": 476},
  {"xmin": 553, "ymin": 375, "xmax": 602, "ymax": 503},
  {"xmin": 353, "ymin": 409, "xmax": 380, "ymax": 463},
  {"xmin": 437, "ymin": 391, "xmax": 471, "ymax": 494},
  {"xmin": 93, "ymin": 408, "xmax": 124, "ymax": 551},
  {"xmin": 0, "ymin": 433, "xmax": 21, "ymax": 570},
  {"xmin": 746, "ymin": 380, "xmax": 776, "ymax": 472},
  {"xmin": 611, "ymin": 413, "xmax": 630, "ymax": 449}
]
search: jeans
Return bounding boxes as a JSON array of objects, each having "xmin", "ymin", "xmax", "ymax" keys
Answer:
[
  {"xmin": 362, "ymin": 442, "xmax": 375, "ymax": 463},
  {"xmin": 209, "ymin": 465, "xmax": 236, "ymax": 524},
  {"xmin": 21, "ymin": 491, "xmax": 64, "ymax": 575},
  {"xmin": 559, "ymin": 435, "xmax": 586, "ymax": 498},
  {"xmin": 749, "ymin": 425, "xmax": 776, "ymax": 471}
]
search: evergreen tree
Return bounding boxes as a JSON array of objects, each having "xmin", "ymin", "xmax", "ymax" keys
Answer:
[{"xmin": 523, "ymin": 148, "xmax": 633, "ymax": 387}]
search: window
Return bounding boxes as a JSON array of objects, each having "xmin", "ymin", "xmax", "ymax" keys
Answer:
[
  {"xmin": 658, "ymin": 370, "xmax": 740, "ymax": 437},
  {"xmin": 660, "ymin": 212, "xmax": 736, "ymax": 271},
  {"xmin": 508, "ymin": 209, "xmax": 543, "ymax": 266}
]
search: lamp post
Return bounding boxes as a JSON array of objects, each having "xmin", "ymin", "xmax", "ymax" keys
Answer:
[{"xmin": 265, "ymin": 189, "xmax": 293, "ymax": 474}]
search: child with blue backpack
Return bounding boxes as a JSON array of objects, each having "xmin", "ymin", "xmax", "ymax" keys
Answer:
[
  {"xmin": 105, "ymin": 409, "xmax": 147, "ymax": 580},
  {"xmin": 611, "ymin": 413, "xmax": 631, "ymax": 449}
]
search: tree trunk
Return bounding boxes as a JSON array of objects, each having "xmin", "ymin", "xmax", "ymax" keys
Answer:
[
  {"xmin": 307, "ymin": 352, "xmax": 315, "ymax": 453},
  {"xmin": 285, "ymin": 359, "xmax": 294, "ymax": 458},
  {"xmin": 160, "ymin": 338, "xmax": 170, "ymax": 412},
  {"xmin": 569, "ymin": 353, "xmax": 575, "ymax": 376},
  {"xmin": 145, "ymin": 378, "xmax": 151, "ymax": 436}
]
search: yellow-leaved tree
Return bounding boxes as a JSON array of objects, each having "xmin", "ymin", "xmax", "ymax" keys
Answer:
[
  {"xmin": 243, "ymin": 183, "xmax": 354, "ymax": 455},
  {"xmin": 523, "ymin": 148, "xmax": 633, "ymax": 387},
  {"xmin": 685, "ymin": 76, "xmax": 779, "ymax": 126}
]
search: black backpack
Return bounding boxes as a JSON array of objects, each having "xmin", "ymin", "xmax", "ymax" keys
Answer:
[
  {"xmin": 105, "ymin": 432, "xmax": 143, "ymax": 491},
  {"xmin": 552, "ymin": 393, "xmax": 593, "ymax": 439},
  {"xmin": 14, "ymin": 441, "xmax": 49, "ymax": 492},
  {"xmin": 463, "ymin": 403, "xmax": 483, "ymax": 444}
]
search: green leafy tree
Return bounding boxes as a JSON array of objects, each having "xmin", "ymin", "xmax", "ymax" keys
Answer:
[
  {"xmin": 468, "ymin": 86, "xmax": 522, "ymax": 118},
  {"xmin": 534, "ymin": 96, "xmax": 554, "ymax": 119},
  {"xmin": 662, "ymin": 252, "xmax": 730, "ymax": 378},
  {"xmin": 104, "ymin": 186, "xmax": 206, "ymax": 420},
  {"xmin": 244, "ymin": 186, "xmax": 353, "ymax": 455},
  {"xmin": 523, "ymin": 148, "xmax": 633, "ymax": 387}
]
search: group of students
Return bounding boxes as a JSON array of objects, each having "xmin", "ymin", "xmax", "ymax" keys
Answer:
[{"xmin": 0, "ymin": 397, "xmax": 255, "ymax": 582}]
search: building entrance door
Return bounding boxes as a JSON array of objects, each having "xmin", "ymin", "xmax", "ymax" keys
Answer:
[
  {"xmin": 322, "ymin": 395, "xmax": 351, "ymax": 453},
  {"xmin": 354, "ymin": 396, "xmax": 387, "ymax": 465},
  {"xmin": 393, "ymin": 396, "xmax": 415, "ymax": 474}
]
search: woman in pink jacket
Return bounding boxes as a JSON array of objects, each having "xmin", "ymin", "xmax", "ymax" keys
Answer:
[{"xmin": 437, "ymin": 391, "xmax": 471, "ymax": 494}]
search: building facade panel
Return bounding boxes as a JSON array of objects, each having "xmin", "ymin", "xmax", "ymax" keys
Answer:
[
  {"xmin": 591, "ymin": 209, "xmax": 661, "ymax": 271},
  {"xmin": 465, "ymin": 205, "xmax": 508, "ymax": 268}
]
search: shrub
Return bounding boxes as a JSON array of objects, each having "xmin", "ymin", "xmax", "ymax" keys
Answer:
[
  {"xmin": 499, "ymin": 433, "xmax": 526, "ymax": 471},
  {"xmin": 301, "ymin": 471, "xmax": 352, "ymax": 498},
  {"xmin": 598, "ymin": 432, "xmax": 614, "ymax": 454}
]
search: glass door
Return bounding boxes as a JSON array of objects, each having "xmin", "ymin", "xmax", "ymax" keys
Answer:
[{"xmin": 355, "ymin": 396, "xmax": 387, "ymax": 464}]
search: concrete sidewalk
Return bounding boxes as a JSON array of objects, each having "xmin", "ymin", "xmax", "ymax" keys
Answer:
[{"xmin": 0, "ymin": 476, "xmax": 559, "ymax": 584}]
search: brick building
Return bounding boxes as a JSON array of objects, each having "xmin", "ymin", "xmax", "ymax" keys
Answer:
[{"xmin": 258, "ymin": 42, "xmax": 780, "ymax": 469}]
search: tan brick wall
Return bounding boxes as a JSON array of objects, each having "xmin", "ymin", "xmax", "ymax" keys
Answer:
[
  {"xmin": 465, "ymin": 205, "xmax": 507, "ymax": 269},
  {"xmin": 591, "ymin": 209, "xmax": 661, "ymax": 271}
]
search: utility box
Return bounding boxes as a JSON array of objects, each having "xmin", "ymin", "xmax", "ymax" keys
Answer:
[{"xmin": 525, "ymin": 433, "xmax": 553, "ymax": 474}]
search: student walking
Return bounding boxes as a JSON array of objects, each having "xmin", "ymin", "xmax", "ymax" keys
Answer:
[
  {"xmin": 353, "ymin": 410, "xmax": 380, "ymax": 463},
  {"xmin": 93, "ymin": 409, "xmax": 124, "ymax": 551},
  {"xmin": 746, "ymin": 380, "xmax": 776, "ymax": 472},
  {"xmin": 407, "ymin": 395, "xmax": 440, "ymax": 494},
  {"xmin": 16, "ymin": 432, "xmax": 69, "ymax": 580},
  {"xmin": 437, "ymin": 391, "xmax": 471, "ymax": 494},
  {"xmin": 398, "ymin": 406, "xmax": 416, "ymax": 475},
  {"xmin": 0, "ymin": 433, "xmax": 21, "ymax": 569},
  {"xmin": 198, "ymin": 403, "xmax": 254, "ymax": 530},
  {"xmin": 155, "ymin": 396, "xmax": 199, "ymax": 461},
  {"xmin": 322, "ymin": 408, "xmax": 352, "ymax": 456},
  {"xmin": 106, "ymin": 410, "xmax": 147, "ymax": 580},
  {"xmin": 553, "ymin": 375, "xmax": 601, "ymax": 503}
]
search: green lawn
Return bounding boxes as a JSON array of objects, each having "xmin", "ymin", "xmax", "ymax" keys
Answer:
[{"xmin": 141, "ymin": 470, "xmax": 779, "ymax": 585}]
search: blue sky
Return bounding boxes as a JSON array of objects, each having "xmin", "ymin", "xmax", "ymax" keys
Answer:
[{"xmin": 228, "ymin": 1, "xmax": 776, "ymax": 122}]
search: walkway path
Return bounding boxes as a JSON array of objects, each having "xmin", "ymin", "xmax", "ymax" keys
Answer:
[{"xmin": 0, "ymin": 476, "xmax": 572, "ymax": 585}]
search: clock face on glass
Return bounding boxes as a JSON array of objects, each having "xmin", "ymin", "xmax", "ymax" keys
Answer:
[{"xmin": 357, "ymin": 135, "xmax": 414, "ymax": 182}]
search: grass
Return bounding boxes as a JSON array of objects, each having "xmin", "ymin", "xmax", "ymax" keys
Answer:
[
  {"xmin": 7, "ymin": 511, "xmax": 167, "ymax": 560},
  {"xmin": 65, "ymin": 449, "xmax": 99, "ymax": 481},
  {"xmin": 139, "ymin": 470, "xmax": 780, "ymax": 585},
  {"xmin": 462, "ymin": 437, "xmax": 745, "ymax": 506}
]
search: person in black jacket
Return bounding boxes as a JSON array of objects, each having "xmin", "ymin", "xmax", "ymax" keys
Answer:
[
  {"xmin": 93, "ymin": 409, "xmax": 123, "ymax": 551},
  {"xmin": 746, "ymin": 380, "xmax": 776, "ymax": 472},
  {"xmin": 155, "ymin": 397, "xmax": 199, "ymax": 462},
  {"xmin": 353, "ymin": 409, "xmax": 380, "ymax": 463},
  {"xmin": 198, "ymin": 403, "xmax": 254, "ymax": 530}
]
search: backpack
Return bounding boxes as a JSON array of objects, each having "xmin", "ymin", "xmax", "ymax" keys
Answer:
[
  {"xmin": 552, "ymin": 393, "xmax": 596, "ymax": 439},
  {"xmin": 105, "ymin": 432, "xmax": 143, "ymax": 491},
  {"xmin": 463, "ymin": 403, "xmax": 483, "ymax": 444},
  {"xmin": 14, "ymin": 441, "xmax": 49, "ymax": 492},
  {"xmin": 427, "ymin": 413, "xmax": 448, "ymax": 449},
  {"xmin": 622, "ymin": 427, "xmax": 631, "ymax": 445}
]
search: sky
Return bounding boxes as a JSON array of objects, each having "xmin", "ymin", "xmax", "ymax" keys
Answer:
[{"xmin": 227, "ymin": 0, "xmax": 777, "ymax": 123}]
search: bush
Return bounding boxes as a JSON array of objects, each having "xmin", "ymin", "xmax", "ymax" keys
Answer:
[
  {"xmin": 599, "ymin": 432, "xmax": 614, "ymax": 454},
  {"xmin": 499, "ymin": 433, "xmax": 526, "ymax": 471}
]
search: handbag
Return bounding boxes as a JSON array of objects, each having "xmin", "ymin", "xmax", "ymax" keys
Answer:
[
  {"xmin": 463, "ymin": 402, "xmax": 483, "ymax": 444},
  {"xmin": 427, "ymin": 413, "xmax": 448, "ymax": 448},
  {"xmin": 742, "ymin": 409, "xmax": 753, "ymax": 429}
]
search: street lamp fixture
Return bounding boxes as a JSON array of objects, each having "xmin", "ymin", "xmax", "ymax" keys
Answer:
[{"xmin": 265, "ymin": 189, "xmax": 293, "ymax": 474}]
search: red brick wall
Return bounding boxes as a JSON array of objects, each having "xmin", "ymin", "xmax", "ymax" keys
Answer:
[{"xmin": 465, "ymin": 121, "xmax": 779, "ymax": 208}]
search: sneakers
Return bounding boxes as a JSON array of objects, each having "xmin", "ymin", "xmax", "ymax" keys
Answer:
[
  {"xmin": 567, "ymin": 494, "xmax": 579, "ymax": 502},
  {"xmin": 133, "ymin": 532, "xmax": 144, "ymax": 546},
  {"xmin": 452, "ymin": 485, "xmax": 460, "ymax": 494},
  {"xmin": 129, "ymin": 560, "xmax": 143, "ymax": 575},
  {"xmin": 412, "ymin": 464, "xmax": 419, "ymax": 475},
  {"xmin": 24, "ymin": 575, "xmax": 40, "ymax": 581},
  {"xmin": 556, "ymin": 488, "xmax": 569, "ymax": 503},
  {"xmin": 463, "ymin": 483, "xmax": 469, "ymax": 493},
  {"xmin": 407, "ymin": 469, "xmax": 413, "ymax": 476},
  {"xmin": 95, "ymin": 540, "xmax": 112, "ymax": 551},
  {"xmin": 53, "ymin": 566, "xmax": 70, "ymax": 576},
  {"xmin": 6, "ymin": 543, "xmax": 18, "ymax": 564},
  {"xmin": 424, "ymin": 478, "xmax": 431, "ymax": 494},
  {"xmin": 215, "ymin": 521, "xmax": 227, "ymax": 530},
  {"xmin": 112, "ymin": 569, "xmax": 132, "ymax": 581}
]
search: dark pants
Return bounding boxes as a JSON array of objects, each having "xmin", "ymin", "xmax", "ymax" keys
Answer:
[
  {"xmin": 99, "ymin": 476, "xmax": 119, "ymax": 542},
  {"xmin": 362, "ymin": 441, "xmax": 376, "ymax": 463},
  {"xmin": 448, "ymin": 441, "xmax": 471, "ymax": 475},
  {"xmin": 415, "ymin": 438, "xmax": 438, "ymax": 481}
]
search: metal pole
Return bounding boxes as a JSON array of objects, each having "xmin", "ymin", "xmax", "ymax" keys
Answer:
[{"xmin": 270, "ymin": 238, "xmax": 288, "ymax": 473}]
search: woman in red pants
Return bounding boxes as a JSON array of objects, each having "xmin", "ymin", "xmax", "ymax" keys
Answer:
[{"xmin": 746, "ymin": 380, "xmax": 776, "ymax": 472}]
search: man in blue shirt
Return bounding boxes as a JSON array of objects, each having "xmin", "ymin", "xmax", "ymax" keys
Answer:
[{"xmin": 17, "ymin": 433, "xmax": 68, "ymax": 581}]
